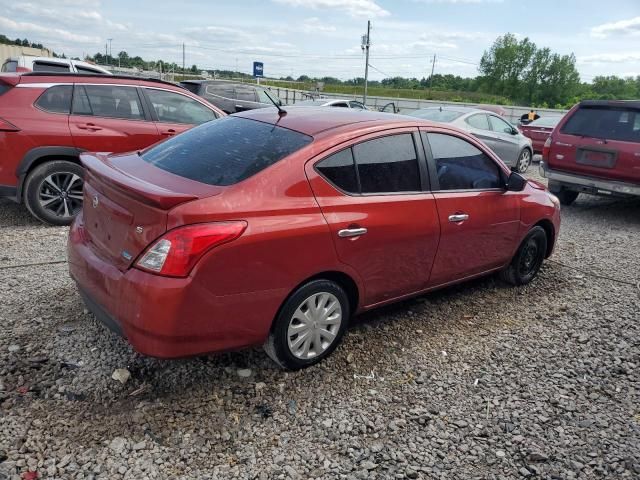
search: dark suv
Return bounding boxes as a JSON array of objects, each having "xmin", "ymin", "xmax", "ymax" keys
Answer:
[
  {"xmin": 180, "ymin": 80, "xmax": 283, "ymax": 114},
  {"xmin": 0, "ymin": 72, "xmax": 224, "ymax": 225},
  {"xmin": 540, "ymin": 100, "xmax": 640, "ymax": 205}
]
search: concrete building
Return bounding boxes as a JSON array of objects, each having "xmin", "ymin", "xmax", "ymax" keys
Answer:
[{"xmin": 0, "ymin": 44, "xmax": 53, "ymax": 64}]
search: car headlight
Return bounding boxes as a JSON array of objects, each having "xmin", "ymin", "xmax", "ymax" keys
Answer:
[{"xmin": 548, "ymin": 192, "xmax": 560, "ymax": 206}]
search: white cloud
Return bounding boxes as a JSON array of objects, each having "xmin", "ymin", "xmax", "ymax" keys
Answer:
[
  {"xmin": 0, "ymin": 16, "xmax": 100, "ymax": 44},
  {"xmin": 590, "ymin": 16, "xmax": 640, "ymax": 38},
  {"xmin": 412, "ymin": 0, "xmax": 503, "ymax": 3},
  {"xmin": 301, "ymin": 17, "xmax": 338, "ymax": 33},
  {"xmin": 273, "ymin": 0, "xmax": 389, "ymax": 18},
  {"xmin": 578, "ymin": 52, "xmax": 640, "ymax": 64}
]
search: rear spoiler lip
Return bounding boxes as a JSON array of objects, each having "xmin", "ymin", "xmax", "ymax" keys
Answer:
[
  {"xmin": 80, "ymin": 152, "xmax": 199, "ymax": 210},
  {"xmin": 0, "ymin": 74, "xmax": 21, "ymax": 87}
]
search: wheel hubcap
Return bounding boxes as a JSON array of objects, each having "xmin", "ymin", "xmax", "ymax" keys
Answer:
[
  {"xmin": 518, "ymin": 150, "xmax": 531, "ymax": 171},
  {"xmin": 38, "ymin": 173, "xmax": 83, "ymax": 218},
  {"xmin": 287, "ymin": 292, "xmax": 342, "ymax": 359}
]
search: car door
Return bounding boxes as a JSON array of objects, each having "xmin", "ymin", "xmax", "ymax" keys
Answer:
[
  {"xmin": 488, "ymin": 114, "xmax": 520, "ymax": 164},
  {"xmin": 234, "ymin": 87, "xmax": 259, "ymax": 112},
  {"xmin": 306, "ymin": 130, "xmax": 440, "ymax": 306},
  {"xmin": 421, "ymin": 130, "xmax": 520, "ymax": 287},
  {"xmin": 69, "ymin": 84, "xmax": 161, "ymax": 153},
  {"xmin": 142, "ymin": 88, "xmax": 220, "ymax": 138},
  {"xmin": 464, "ymin": 113, "xmax": 499, "ymax": 152}
]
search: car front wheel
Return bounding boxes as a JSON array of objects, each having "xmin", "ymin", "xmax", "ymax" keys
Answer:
[
  {"xmin": 24, "ymin": 160, "xmax": 84, "ymax": 226},
  {"xmin": 516, "ymin": 148, "xmax": 532, "ymax": 173},
  {"xmin": 499, "ymin": 226, "xmax": 548, "ymax": 286},
  {"xmin": 264, "ymin": 279, "xmax": 350, "ymax": 370}
]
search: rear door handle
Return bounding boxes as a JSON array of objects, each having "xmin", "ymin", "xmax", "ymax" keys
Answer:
[
  {"xmin": 77, "ymin": 123, "xmax": 102, "ymax": 131},
  {"xmin": 338, "ymin": 227, "xmax": 368, "ymax": 238},
  {"xmin": 448, "ymin": 214, "xmax": 469, "ymax": 223},
  {"xmin": 161, "ymin": 129, "xmax": 176, "ymax": 136}
]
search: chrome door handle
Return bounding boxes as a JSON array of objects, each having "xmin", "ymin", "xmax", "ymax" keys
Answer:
[
  {"xmin": 448, "ymin": 214, "xmax": 469, "ymax": 223},
  {"xmin": 338, "ymin": 227, "xmax": 368, "ymax": 238}
]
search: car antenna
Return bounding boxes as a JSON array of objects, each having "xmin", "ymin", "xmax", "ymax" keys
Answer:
[{"xmin": 263, "ymin": 88, "xmax": 287, "ymax": 116}]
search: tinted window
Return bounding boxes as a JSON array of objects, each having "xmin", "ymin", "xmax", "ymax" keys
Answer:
[
  {"xmin": 332, "ymin": 102, "xmax": 349, "ymax": 108},
  {"xmin": 33, "ymin": 62, "xmax": 70, "ymax": 73},
  {"xmin": 316, "ymin": 149, "xmax": 358, "ymax": 193},
  {"xmin": 206, "ymin": 84, "xmax": 234, "ymax": 99},
  {"xmin": 76, "ymin": 66, "xmax": 103, "ymax": 74},
  {"xmin": 1, "ymin": 61, "xmax": 17, "ymax": 72},
  {"xmin": 141, "ymin": 116, "xmax": 312, "ymax": 186},
  {"xmin": 561, "ymin": 106, "xmax": 640, "ymax": 143},
  {"xmin": 180, "ymin": 82, "xmax": 201, "ymax": 94},
  {"xmin": 489, "ymin": 115, "xmax": 514, "ymax": 134},
  {"xmin": 75, "ymin": 85, "xmax": 144, "ymax": 120},
  {"xmin": 35, "ymin": 85, "xmax": 72, "ymax": 114},
  {"xmin": 466, "ymin": 113, "xmax": 490, "ymax": 130},
  {"xmin": 427, "ymin": 133, "xmax": 502, "ymax": 190},
  {"xmin": 349, "ymin": 101, "xmax": 366, "ymax": 110},
  {"xmin": 409, "ymin": 109, "xmax": 464, "ymax": 123},
  {"xmin": 146, "ymin": 89, "xmax": 217, "ymax": 124},
  {"xmin": 353, "ymin": 134, "xmax": 421, "ymax": 193}
]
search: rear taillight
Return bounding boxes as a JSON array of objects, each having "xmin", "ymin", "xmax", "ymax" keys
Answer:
[
  {"xmin": 135, "ymin": 221, "xmax": 247, "ymax": 277},
  {"xmin": 542, "ymin": 137, "xmax": 552, "ymax": 162},
  {"xmin": 0, "ymin": 117, "xmax": 19, "ymax": 132}
]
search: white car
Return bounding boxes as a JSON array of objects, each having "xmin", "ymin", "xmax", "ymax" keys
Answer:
[
  {"xmin": 296, "ymin": 98, "xmax": 368, "ymax": 109},
  {"xmin": 1, "ymin": 56, "xmax": 111, "ymax": 75}
]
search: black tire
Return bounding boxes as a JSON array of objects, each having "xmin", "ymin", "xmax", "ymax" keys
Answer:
[
  {"xmin": 499, "ymin": 226, "xmax": 548, "ymax": 286},
  {"xmin": 264, "ymin": 279, "xmax": 350, "ymax": 370},
  {"xmin": 516, "ymin": 148, "xmax": 532, "ymax": 173},
  {"xmin": 548, "ymin": 182, "xmax": 579, "ymax": 206},
  {"xmin": 24, "ymin": 160, "xmax": 84, "ymax": 226}
]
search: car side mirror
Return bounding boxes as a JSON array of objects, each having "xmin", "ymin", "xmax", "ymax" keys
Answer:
[
  {"xmin": 510, "ymin": 127, "xmax": 518, "ymax": 135},
  {"xmin": 506, "ymin": 172, "xmax": 527, "ymax": 192}
]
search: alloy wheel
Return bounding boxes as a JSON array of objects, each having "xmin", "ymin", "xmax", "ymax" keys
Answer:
[
  {"xmin": 287, "ymin": 292, "xmax": 342, "ymax": 359},
  {"xmin": 38, "ymin": 172, "xmax": 84, "ymax": 219},
  {"xmin": 517, "ymin": 149, "xmax": 532, "ymax": 173}
]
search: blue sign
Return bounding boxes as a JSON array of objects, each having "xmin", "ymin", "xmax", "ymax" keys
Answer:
[{"xmin": 253, "ymin": 61, "xmax": 264, "ymax": 77}]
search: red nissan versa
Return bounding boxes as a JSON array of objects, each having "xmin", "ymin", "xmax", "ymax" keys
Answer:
[
  {"xmin": 0, "ymin": 72, "xmax": 224, "ymax": 225},
  {"xmin": 68, "ymin": 107, "xmax": 561, "ymax": 370}
]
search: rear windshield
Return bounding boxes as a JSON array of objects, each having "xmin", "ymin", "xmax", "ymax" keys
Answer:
[
  {"xmin": 409, "ymin": 109, "xmax": 464, "ymax": 123},
  {"xmin": 180, "ymin": 82, "xmax": 200, "ymax": 94},
  {"xmin": 1, "ymin": 61, "xmax": 17, "ymax": 72},
  {"xmin": 562, "ymin": 106, "xmax": 640, "ymax": 143},
  {"xmin": 141, "ymin": 116, "xmax": 313, "ymax": 186}
]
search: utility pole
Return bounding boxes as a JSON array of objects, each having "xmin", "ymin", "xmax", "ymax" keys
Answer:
[
  {"xmin": 182, "ymin": 43, "xmax": 185, "ymax": 75},
  {"xmin": 107, "ymin": 38, "xmax": 113, "ymax": 66},
  {"xmin": 429, "ymin": 54, "xmax": 436, "ymax": 91},
  {"xmin": 104, "ymin": 42, "xmax": 107, "ymax": 65},
  {"xmin": 361, "ymin": 20, "xmax": 371, "ymax": 104}
]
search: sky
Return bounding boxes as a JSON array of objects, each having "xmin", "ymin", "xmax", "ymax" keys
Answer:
[{"xmin": 0, "ymin": 0, "xmax": 639, "ymax": 82}]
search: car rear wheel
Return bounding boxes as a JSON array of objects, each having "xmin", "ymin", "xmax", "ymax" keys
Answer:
[
  {"xmin": 499, "ymin": 226, "xmax": 547, "ymax": 286},
  {"xmin": 24, "ymin": 160, "xmax": 84, "ymax": 226},
  {"xmin": 548, "ymin": 183, "xmax": 579, "ymax": 206},
  {"xmin": 264, "ymin": 279, "xmax": 350, "ymax": 370},
  {"xmin": 516, "ymin": 148, "xmax": 532, "ymax": 173}
]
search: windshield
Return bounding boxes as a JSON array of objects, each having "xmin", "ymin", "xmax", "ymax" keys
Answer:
[
  {"xmin": 1, "ymin": 61, "xmax": 17, "ymax": 72},
  {"xmin": 141, "ymin": 116, "xmax": 313, "ymax": 186},
  {"xmin": 407, "ymin": 109, "xmax": 465, "ymax": 122}
]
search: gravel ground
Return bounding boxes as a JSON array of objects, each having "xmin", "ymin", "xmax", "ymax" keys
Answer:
[{"xmin": 0, "ymin": 167, "xmax": 639, "ymax": 480}]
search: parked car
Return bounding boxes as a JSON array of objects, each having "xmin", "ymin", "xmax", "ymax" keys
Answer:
[
  {"xmin": 519, "ymin": 116, "xmax": 562, "ymax": 154},
  {"xmin": 296, "ymin": 98, "xmax": 368, "ymax": 109},
  {"xmin": 1, "ymin": 56, "xmax": 111, "ymax": 75},
  {"xmin": 179, "ymin": 80, "xmax": 283, "ymax": 114},
  {"xmin": 68, "ymin": 106, "xmax": 560, "ymax": 370},
  {"xmin": 0, "ymin": 72, "xmax": 224, "ymax": 225},
  {"xmin": 540, "ymin": 100, "xmax": 640, "ymax": 205},
  {"xmin": 407, "ymin": 107, "xmax": 534, "ymax": 173}
]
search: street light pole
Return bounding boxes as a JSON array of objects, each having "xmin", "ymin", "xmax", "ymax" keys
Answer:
[{"xmin": 361, "ymin": 20, "xmax": 371, "ymax": 105}]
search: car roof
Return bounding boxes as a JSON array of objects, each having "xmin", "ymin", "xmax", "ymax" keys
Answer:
[
  {"xmin": 414, "ymin": 106, "xmax": 484, "ymax": 115},
  {"xmin": 14, "ymin": 72, "xmax": 183, "ymax": 89},
  {"xmin": 234, "ymin": 106, "xmax": 428, "ymax": 136},
  {"xmin": 579, "ymin": 99, "xmax": 640, "ymax": 109}
]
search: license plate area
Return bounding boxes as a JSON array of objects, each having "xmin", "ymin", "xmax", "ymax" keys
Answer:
[{"xmin": 576, "ymin": 148, "xmax": 617, "ymax": 169}]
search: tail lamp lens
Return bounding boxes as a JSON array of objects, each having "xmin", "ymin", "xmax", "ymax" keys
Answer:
[{"xmin": 135, "ymin": 221, "xmax": 247, "ymax": 277}]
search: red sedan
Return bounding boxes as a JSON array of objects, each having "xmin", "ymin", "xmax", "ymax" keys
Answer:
[
  {"xmin": 519, "ymin": 116, "xmax": 563, "ymax": 154},
  {"xmin": 68, "ymin": 107, "xmax": 561, "ymax": 370}
]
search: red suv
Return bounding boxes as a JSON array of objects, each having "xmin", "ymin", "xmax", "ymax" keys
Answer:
[
  {"xmin": 0, "ymin": 72, "xmax": 224, "ymax": 225},
  {"xmin": 540, "ymin": 100, "xmax": 640, "ymax": 205},
  {"xmin": 68, "ymin": 107, "xmax": 561, "ymax": 370}
]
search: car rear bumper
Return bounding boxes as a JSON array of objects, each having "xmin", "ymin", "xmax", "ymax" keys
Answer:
[
  {"xmin": 539, "ymin": 162, "xmax": 640, "ymax": 197},
  {"xmin": 67, "ymin": 213, "xmax": 287, "ymax": 358}
]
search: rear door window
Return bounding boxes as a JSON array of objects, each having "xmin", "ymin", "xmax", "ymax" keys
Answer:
[
  {"xmin": 489, "ymin": 115, "xmax": 514, "ymax": 134},
  {"xmin": 145, "ymin": 88, "xmax": 218, "ymax": 124},
  {"xmin": 562, "ymin": 106, "xmax": 640, "ymax": 143},
  {"xmin": 35, "ymin": 85, "xmax": 72, "ymax": 114},
  {"xmin": 426, "ymin": 133, "xmax": 502, "ymax": 190},
  {"xmin": 205, "ymin": 84, "xmax": 234, "ymax": 99},
  {"xmin": 352, "ymin": 134, "xmax": 421, "ymax": 193},
  {"xmin": 316, "ymin": 149, "xmax": 358, "ymax": 194},
  {"xmin": 1, "ymin": 60, "xmax": 17, "ymax": 72},
  {"xmin": 236, "ymin": 88, "xmax": 257, "ymax": 102},
  {"xmin": 74, "ymin": 85, "xmax": 144, "ymax": 120},
  {"xmin": 466, "ymin": 113, "xmax": 490, "ymax": 130},
  {"xmin": 32, "ymin": 61, "xmax": 71, "ymax": 73},
  {"xmin": 141, "ymin": 116, "xmax": 312, "ymax": 186}
]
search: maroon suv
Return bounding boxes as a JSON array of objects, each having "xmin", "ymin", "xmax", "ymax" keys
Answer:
[
  {"xmin": 540, "ymin": 100, "xmax": 640, "ymax": 205},
  {"xmin": 0, "ymin": 72, "xmax": 224, "ymax": 225}
]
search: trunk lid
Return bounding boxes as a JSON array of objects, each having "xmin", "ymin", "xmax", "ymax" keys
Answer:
[
  {"xmin": 80, "ymin": 151, "xmax": 223, "ymax": 271},
  {"xmin": 549, "ymin": 103, "xmax": 640, "ymax": 184}
]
